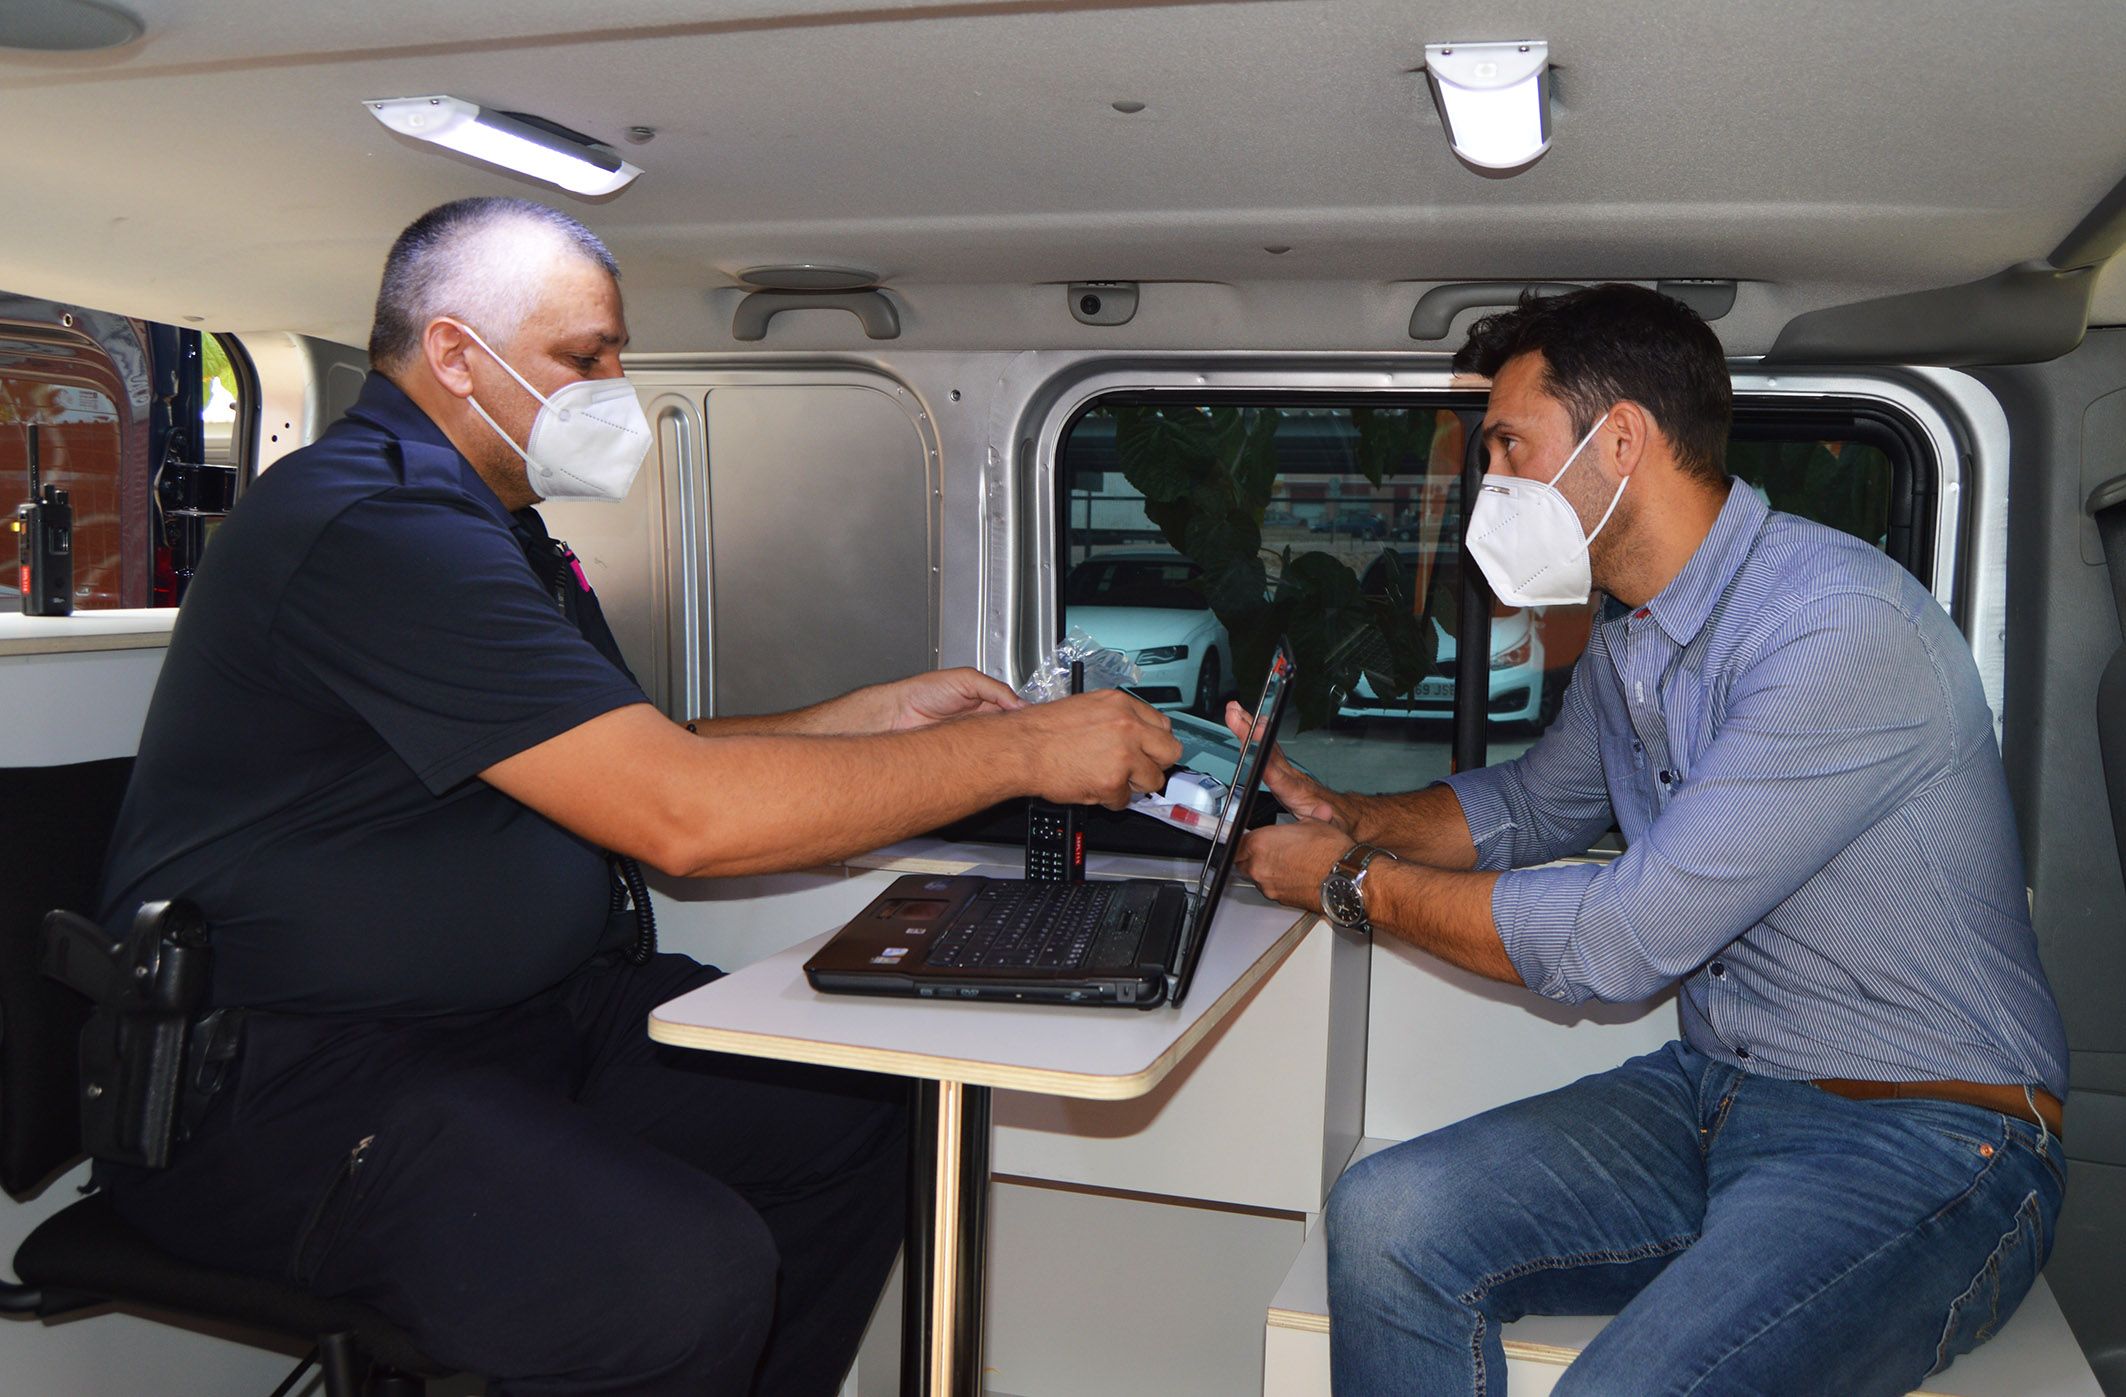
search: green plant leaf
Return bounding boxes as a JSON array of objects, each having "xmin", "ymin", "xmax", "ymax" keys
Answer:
[
  {"xmin": 1114, "ymin": 407, "xmax": 1205, "ymax": 504},
  {"xmin": 1104, "ymin": 405, "xmax": 1455, "ymax": 730},
  {"xmin": 1351, "ymin": 407, "xmax": 1427, "ymax": 488}
]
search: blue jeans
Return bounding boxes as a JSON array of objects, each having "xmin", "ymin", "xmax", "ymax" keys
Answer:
[{"xmin": 1325, "ymin": 1042, "xmax": 2065, "ymax": 1396}]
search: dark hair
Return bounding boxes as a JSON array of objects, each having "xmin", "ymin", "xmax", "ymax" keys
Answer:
[
  {"xmin": 1452, "ymin": 283, "xmax": 1732, "ymax": 486},
  {"xmin": 367, "ymin": 197, "xmax": 620, "ymax": 372}
]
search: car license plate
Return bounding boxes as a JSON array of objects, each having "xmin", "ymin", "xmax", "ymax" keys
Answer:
[{"xmin": 1415, "ymin": 677, "xmax": 1455, "ymax": 701}]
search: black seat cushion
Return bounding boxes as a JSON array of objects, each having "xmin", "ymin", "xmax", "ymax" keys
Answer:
[{"xmin": 15, "ymin": 1193, "xmax": 447, "ymax": 1375}]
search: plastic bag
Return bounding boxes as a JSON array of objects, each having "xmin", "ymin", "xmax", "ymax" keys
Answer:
[{"xmin": 1016, "ymin": 627, "xmax": 1140, "ymax": 703}]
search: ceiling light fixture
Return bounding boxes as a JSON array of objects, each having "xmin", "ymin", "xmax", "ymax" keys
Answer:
[
  {"xmin": 1423, "ymin": 41, "xmax": 1552, "ymax": 172},
  {"xmin": 363, "ymin": 96, "xmax": 642, "ymax": 198},
  {"xmin": 0, "ymin": 0, "xmax": 141, "ymax": 51}
]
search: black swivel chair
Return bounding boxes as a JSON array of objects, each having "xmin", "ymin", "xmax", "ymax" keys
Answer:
[
  {"xmin": 2090, "ymin": 477, "xmax": 2126, "ymax": 878},
  {"xmin": 0, "ymin": 757, "xmax": 450, "ymax": 1396}
]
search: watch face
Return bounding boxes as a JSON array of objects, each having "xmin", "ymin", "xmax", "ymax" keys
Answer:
[{"xmin": 1323, "ymin": 875, "xmax": 1366, "ymax": 927}]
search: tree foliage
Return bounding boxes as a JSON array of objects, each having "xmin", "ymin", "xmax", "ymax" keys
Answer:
[
  {"xmin": 1108, "ymin": 405, "xmax": 1445, "ymax": 729},
  {"xmin": 200, "ymin": 333, "xmax": 239, "ymax": 401}
]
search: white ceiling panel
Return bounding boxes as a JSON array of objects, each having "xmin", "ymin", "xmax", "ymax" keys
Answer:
[{"xmin": 0, "ymin": 0, "xmax": 2120, "ymax": 351}]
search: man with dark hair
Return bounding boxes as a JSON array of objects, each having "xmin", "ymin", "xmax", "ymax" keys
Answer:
[
  {"xmin": 98, "ymin": 196, "xmax": 1180, "ymax": 1396},
  {"xmin": 1231, "ymin": 284, "xmax": 2067, "ymax": 1393}
]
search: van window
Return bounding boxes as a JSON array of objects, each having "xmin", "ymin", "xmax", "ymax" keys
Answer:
[
  {"xmin": 1057, "ymin": 391, "xmax": 1940, "ymax": 833},
  {"xmin": 0, "ymin": 296, "xmax": 155, "ymax": 610},
  {"xmin": 1725, "ymin": 403, "xmax": 1931, "ymax": 576},
  {"xmin": 0, "ymin": 297, "xmax": 245, "ymax": 611},
  {"xmin": 1060, "ymin": 399, "xmax": 1475, "ymax": 804}
]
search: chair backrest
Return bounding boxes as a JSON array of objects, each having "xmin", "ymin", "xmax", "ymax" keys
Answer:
[{"xmin": 0, "ymin": 758, "xmax": 135, "ymax": 1199}]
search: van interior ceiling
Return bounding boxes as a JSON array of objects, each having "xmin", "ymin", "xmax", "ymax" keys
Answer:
[
  {"xmin": 2, "ymin": 1, "xmax": 2124, "ymax": 1394},
  {"xmin": 2, "ymin": 0, "xmax": 2123, "ymax": 356}
]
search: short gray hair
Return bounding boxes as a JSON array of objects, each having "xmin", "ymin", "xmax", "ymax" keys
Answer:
[{"xmin": 367, "ymin": 197, "xmax": 620, "ymax": 373}]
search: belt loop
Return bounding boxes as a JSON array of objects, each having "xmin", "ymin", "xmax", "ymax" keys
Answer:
[{"xmin": 2023, "ymin": 1084, "xmax": 2051, "ymax": 1158}]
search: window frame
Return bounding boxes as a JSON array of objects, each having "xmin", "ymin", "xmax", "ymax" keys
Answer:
[{"xmin": 1031, "ymin": 365, "xmax": 1977, "ymax": 791}]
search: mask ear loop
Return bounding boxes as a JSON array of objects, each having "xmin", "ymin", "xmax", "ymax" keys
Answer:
[
  {"xmin": 464, "ymin": 396, "xmax": 533, "ymax": 468},
  {"xmin": 1582, "ymin": 466, "xmax": 1630, "ymax": 549},
  {"xmin": 1544, "ymin": 410, "xmax": 1611, "ymax": 489},
  {"xmin": 445, "ymin": 319, "xmax": 553, "ymax": 409},
  {"xmin": 1549, "ymin": 410, "xmax": 1627, "ymax": 556},
  {"xmin": 444, "ymin": 318, "xmax": 552, "ymax": 468}
]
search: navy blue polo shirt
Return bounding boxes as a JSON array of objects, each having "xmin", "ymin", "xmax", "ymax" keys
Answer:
[{"xmin": 99, "ymin": 374, "xmax": 647, "ymax": 1015}]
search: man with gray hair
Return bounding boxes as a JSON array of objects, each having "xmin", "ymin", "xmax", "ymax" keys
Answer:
[{"xmin": 96, "ymin": 196, "xmax": 1179, "ymax": 1395}]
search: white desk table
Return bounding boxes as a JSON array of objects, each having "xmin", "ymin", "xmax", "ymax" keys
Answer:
[{"xmin": 649, "ymin": 850, "xmax": 1315, "ymax": 1396}]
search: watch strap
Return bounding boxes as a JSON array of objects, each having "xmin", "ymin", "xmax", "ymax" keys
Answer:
[
  {"xmin": 1324, "ymin": 842, "xmax": 1398, "ymax": 932},
  {"xmin": 1349, "ymin": 844, "xmax": 1397, "ymax": 921}
]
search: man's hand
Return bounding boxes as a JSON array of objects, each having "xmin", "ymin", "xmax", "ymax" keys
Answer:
[
  {"xmin": 879, "ymin": 667, "xmax": 1023, "ymax": 730},
  {"xmin": 1012, "ymin": 690, "xmax": 1182, "ymax": 809},
  {"xmin": 1233, "ymin": 817, "xmax": 1351, "ymax": 910},
  {"xmin": 1224, "ymin": 701, "xmax": 1348, "ymax": 829}
]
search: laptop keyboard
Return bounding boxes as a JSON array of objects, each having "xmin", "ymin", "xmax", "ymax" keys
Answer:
[{"xmin": 926, "ymin": 881, "xmax": 1130, "ymax": 971}]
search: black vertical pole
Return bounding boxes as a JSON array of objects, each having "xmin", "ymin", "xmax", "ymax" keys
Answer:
[
  {"xmin": 1454, "ymin": 416, "xmax": 1491, "ymax": 773},
  {"xmin": 953, "ymin": 1085, "xmax": 992, "ymax": 1394},
  {"xmin": 170, "ymin": 329, "xmax": 206, "ymax": 601},
  {"xmin": 902, "ymin": 1079, "xmax": 938, "ymax": 1395}
]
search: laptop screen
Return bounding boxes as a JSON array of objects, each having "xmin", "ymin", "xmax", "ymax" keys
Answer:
[{"xmin": 1169, "ymin": 637, "xmax": 1295, "ymax": 1007}]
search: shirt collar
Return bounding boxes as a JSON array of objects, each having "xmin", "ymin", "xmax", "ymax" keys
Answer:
[
  {"xmin": 342, "ymin": 372, "xmax": 516, "ymax": 529},
  {"xmin": 1640, "ymin": 480, "xmax": 1767, "ymax": 647}
]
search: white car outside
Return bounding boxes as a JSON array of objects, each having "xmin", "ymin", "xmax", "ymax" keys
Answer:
[
  {"xmin": 1062, "ymin": 552, "xmax": 1234, "ymax": 717},
  {"xmin": 1335, "ymin": 547, "xmax": 1560, "ymax": 727},
  {"xmin": 1336, "ymin": 608, "xmax": 1549, "ymax": 727}
]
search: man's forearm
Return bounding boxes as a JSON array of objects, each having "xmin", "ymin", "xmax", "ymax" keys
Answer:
[
  {"xmin": 485, "ymin": 692, "xmax": 1174, "ymax": 881},
  {"xmin": 506, "ymin": 706, "xmax": 1035, "ymax": 878},
  {"xmin": 667, "ymin": 719, "xmax": 1022, "ymax": 875},
  {"xmin": 1333, "ymin": 782, "xmax": 1480, "ymax": 870},
  {"xmin": 1231, "ymin": 810, "xmax": 1514, "ymax": 985},
  {"xmin": 682, "ymin": 684, "xmax": 889, "ymax": 737},
  {"xmin": 1364, "ymin": 859, "xmax": 1519, "ymax": 985}
]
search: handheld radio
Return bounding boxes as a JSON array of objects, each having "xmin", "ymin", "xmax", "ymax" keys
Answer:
[
  {"xmin": 1025, "ymin": 659, "xmax": 1090, "ymax": 881},
  {"xmin": 15, "ymin": 426, "xmax": 73, "ymax": 616}
]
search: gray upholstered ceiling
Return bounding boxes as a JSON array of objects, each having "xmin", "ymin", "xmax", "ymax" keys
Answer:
[{"xmin": 1, "ymin": 0, "xmax": 2122, "ymax": 355}]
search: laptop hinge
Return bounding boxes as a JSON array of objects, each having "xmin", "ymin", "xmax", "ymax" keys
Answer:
[{"xmin": 1165, "ymin": 890, "xmax": 1208, "ymax": 1000}]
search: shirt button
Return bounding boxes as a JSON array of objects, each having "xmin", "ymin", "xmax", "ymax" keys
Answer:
[
  {"xmin": 1709, "ymin": 961, "xmax": 1725, "ymax": 978},
  {"xmin": 1735, "ymin": 1046, "xmax": 1751, "ymax": 1061}
]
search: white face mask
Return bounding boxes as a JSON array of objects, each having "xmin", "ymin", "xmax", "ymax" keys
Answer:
[
  {"xmin": 450, "ymin": 320, "xmax": 651, "ymax": 502},
  {"xmin": 1464, "ymin": 410, "xmax": 1622, "ymax": 607}
]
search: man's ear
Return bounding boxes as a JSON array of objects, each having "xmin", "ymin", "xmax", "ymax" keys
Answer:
[
  {"xmin": 423, "ymin": 319, "xmax": 478, "ymax": 400},
  {"xmin": 1606, "ymin": 400, "xmax": 1656, "ymax": 479}
]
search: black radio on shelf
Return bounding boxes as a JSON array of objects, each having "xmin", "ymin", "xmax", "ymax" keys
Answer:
[{"xmin": 14, "ymin": 426, "xmax": 72, "ymax": 617}]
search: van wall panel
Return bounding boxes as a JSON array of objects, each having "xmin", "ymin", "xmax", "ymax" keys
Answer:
[
  {"xmin": 704, "ymin": 383, "xmax": 936, "ymax": 716},
  {"xmin": 1977, "ymin": 333, "xmax": 2126, "ymax": 1069},
  {"xmin": 1976, "ymin": 330, "xmax": 2126, "ymax": 1388}
]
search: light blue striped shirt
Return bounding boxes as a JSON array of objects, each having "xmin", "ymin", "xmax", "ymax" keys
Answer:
[{"xmin": 1444, "ymin": 483, "xmax": 2068, "ymax": 1097}]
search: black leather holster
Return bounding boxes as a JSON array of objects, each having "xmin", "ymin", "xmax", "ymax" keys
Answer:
[{"xmin": 42, "ymin": 900, "xmax": 221, "ymax": 1169}]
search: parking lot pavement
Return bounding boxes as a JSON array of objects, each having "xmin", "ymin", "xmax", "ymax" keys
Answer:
[{"xmin": 1283, "ymin": 725, "xmax": 1539, "ymax": 797}]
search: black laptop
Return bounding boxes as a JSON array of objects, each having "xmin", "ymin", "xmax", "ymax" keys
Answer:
[{"xmin": 804, "ymin": 639, "xmax": 1295, "ymax": 1009}]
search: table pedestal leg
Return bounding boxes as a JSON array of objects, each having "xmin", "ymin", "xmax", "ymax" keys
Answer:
[{"xmin": 903, "ymin": 1079, "xmax": 991, "ymax": 1396}]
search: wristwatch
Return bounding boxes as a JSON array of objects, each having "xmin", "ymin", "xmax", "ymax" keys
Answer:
[{"xmin": 1320, "ymin": 843, "xmax": 1398, "ymax": 934}]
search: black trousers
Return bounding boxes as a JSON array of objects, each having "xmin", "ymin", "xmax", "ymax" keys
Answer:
[{"xmin": 101, "ymin": 953, "xmax": 907, "ymax": 1396}]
